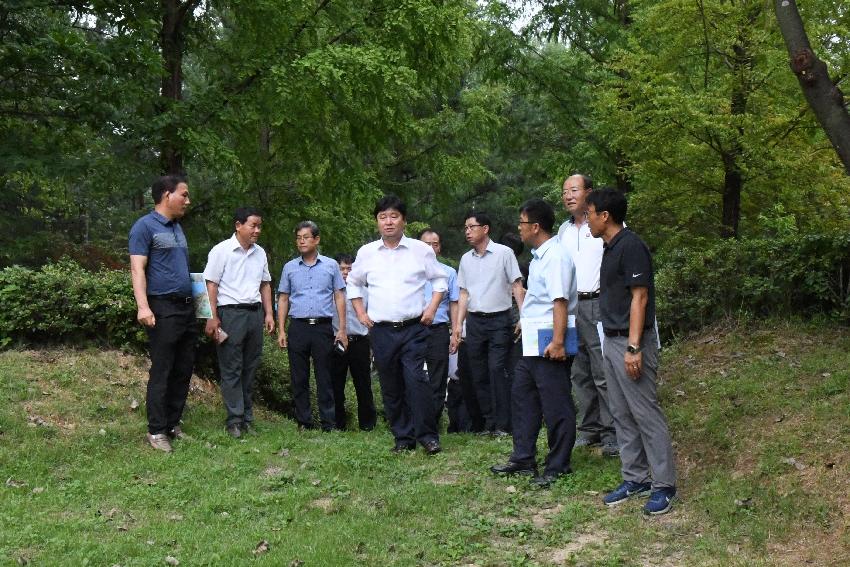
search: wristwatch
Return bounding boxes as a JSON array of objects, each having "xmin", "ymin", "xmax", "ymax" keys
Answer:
[{"xmin": 627, "ymin": 344, "xmax": 642, "ymax": 354}]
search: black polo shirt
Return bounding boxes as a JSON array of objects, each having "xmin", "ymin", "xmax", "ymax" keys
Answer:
[{"xmin": 599, "ymin": 228, "xmax": 655, "ymax": 332}]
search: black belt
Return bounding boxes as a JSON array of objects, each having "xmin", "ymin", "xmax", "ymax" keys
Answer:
[
  {"xmin": 219, "ymin": 303, "xmax": 261, "ymax": 311},
  {"xmin": 468, "ymin": 309, "xmax": 510, "ymax": 318},
  {"xmin": 430, "ymin": 322, "xmax": 448, "ymax": 328},
  {"xmin": 373, "ymin": 316, "xmax": 421, "ymax": 329},
  {"xmin": 578, "ymin": 291, "xmax": 600, "ymax": 300},
  {"xmin": 292, "ymin": 317, "xmax": 332, "ymax": 325},
  {"xmin": 149, "ymin": 294, "xmax": 193, "ymax": 304},
  {"xmin": 347, "ymin": 334, "xmax": 367, "ymax": 342}
]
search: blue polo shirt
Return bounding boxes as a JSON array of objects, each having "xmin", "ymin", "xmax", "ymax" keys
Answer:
[
  {"xmin": 278, "ymin": 254, "xmax": 345, "ymax": 318},
  {"xmin": 128, "ymin": 211, "xmax": 192, "ymax": 297},
  {"xmin": 423, "ymin": 262, "xmax": 459, "ymax": 324}
]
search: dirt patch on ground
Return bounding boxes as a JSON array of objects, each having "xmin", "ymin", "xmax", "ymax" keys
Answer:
[
  {"xmin": 432, "ymin": 473, "xmax": 460, "ymax": 485},
  {"xmin": 311, "ymin": 497, "xmax": 336, "ymax": 513},
  {"xmin": 530, "ymin": 503, "xmax": 564, "ymax": 529},
  {"xmin": 548, "ymin": 530, "xmax": 608, "ymax": 564}
]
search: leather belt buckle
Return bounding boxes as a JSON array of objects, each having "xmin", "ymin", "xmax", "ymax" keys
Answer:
[{"xmin": 307, "ymin": 318, "xmax": 319, "ymax": 325}]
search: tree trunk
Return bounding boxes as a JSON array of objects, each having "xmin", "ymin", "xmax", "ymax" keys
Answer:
[
  {"xmin": 159, "ymin": 0, "xmax": 195, "ymax": 175},
  {"xmin": 775, "ymin": 0, "xmax": 850, "ymax": 175},
  {"xmin": 720, "ymin": 38, "xmax": 752, "ymax": 239}
]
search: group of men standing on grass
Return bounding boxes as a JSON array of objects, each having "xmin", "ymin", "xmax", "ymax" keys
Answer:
[{"xmin": 129, "ymin": 173, "xmax": 677, "ymax": 516}]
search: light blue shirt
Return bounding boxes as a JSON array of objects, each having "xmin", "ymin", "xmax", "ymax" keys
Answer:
[
  {"xmin": 424, "ymin": 262, "xmax": 459, "ymax": 324},
  {"xmin": 278, "ymin": 255, "xmax": 345, "ymax": 318},
  {"xmin": 333, "ymin": 288, "xmax": 370, "ymax": 336},
  {"xmin": 521, "ymin": 236, "xmax": 578, "ymax": 321}
]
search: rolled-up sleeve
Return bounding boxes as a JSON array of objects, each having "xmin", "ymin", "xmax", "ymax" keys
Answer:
[{"xmin": 424, "ymin": 249, "xmax": 448, "ymax": 293}]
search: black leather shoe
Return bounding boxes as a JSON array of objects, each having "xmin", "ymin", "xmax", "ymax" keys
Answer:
[
  {"xmin": 226, "ymin": 423, "xmax": 242, "ymax": 439},
  {"xmin": 574, "ymin": 437, "xmax": 601, "ymax": 448},
  {"xmin": 391, "ymin": 442, "xmax": 416, "ymax": 453},
  {"xmin": 423, "ymin": 440, "xmax": 442, "ymax": 455},
  {"xmin": 490, "ymin": 461, "xmax": 537, "ymax": 476},
  {"xmin": 530, "ymin": 470, "xmax": 572, "ymax": 488}
]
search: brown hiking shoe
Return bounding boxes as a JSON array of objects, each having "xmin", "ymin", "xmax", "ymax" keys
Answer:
[
  {"xmin": 168, "ymin": 426, "xmax": 191, "ymax": 441},
  {"xmin": 147, "ymin": 432, "xmax": 173, "ymax": 453}
]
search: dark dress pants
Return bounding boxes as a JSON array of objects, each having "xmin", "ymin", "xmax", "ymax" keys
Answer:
[
  {"xmin": 454, "ymin": 342, "xmax": 485, "ymax": 432},
  {"xmin": 146, "ymin": 297, "xmax": 198, "ymax": 435},
  {"xmin": 287, "ymin": 319, "xmax": 335, "ymax": 430},
  {"xmin": 329, "ymin": 335, "xmax": 376, "ymax": 430},
  {"xmin": 465, "ymin": 312, "xmax": 512, "ymax": 432},
  {"xmin": 509, "ymin": 356, "xmax": 576, "ymax": 476},
  {"xmin": 216, "ymin": 306, "xmax": 264, "ymax": 427},
  {"xmin": 424, "ymin": 323, "xmax": 451, "ymax": 424},
  {"xmin": 369, "ymin": 323, "xmax": 438, "ymax": 446}
]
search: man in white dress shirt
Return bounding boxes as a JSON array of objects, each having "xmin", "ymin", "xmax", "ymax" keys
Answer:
[
  {"xmin": 558, "ymin": 174, "xmax": 618, "ymax": 456},
  {"xmin": 347, "ymin": 195, "xmax": 448, "ymax": 455},
  {"xmin": 203, "ymin": 207, "xmax": 275, "ymax": 438}
]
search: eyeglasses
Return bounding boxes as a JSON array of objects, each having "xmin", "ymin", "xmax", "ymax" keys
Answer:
[
  {"xmin": 518, "ymin": 221, "xmax": 537, "ymax": 225},
  {"xmin": 463, "ymin": 224, "xmax": 483, "ymax": 231},
  {"xmin": 295, "ymin": 236, "xmax": 315, "ymax": 242}
]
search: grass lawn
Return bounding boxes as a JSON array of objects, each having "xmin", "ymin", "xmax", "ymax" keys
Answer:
[{"xmin": 1, "ymin": 318, "xmax": 848, "ymax": 566}]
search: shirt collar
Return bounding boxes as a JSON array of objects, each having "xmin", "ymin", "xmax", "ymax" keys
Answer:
[
  {"xmin": 473, "ymin": 238, "xmax": 495, "ymax": 257},
  {"xmin": 299, "ymin": 254, "xmax": 323, "ymax": 266},
  {"xmin": 379, "ymin": 235, "xmax": 411, "ymax": 250},
  {"xmin": 228, "ymin": 233, "xmax": 256, "ymax": 253},
  {"xmin": 150, "ymin": 210, "xmax": 173, "ymax": 226},
  {"xmin": 604, "ymin": 227, "xmax": 628, "ymax": 249},
  {"xmin": 531, "ymin": 235, "xmax": 557, "ymax": 260}
]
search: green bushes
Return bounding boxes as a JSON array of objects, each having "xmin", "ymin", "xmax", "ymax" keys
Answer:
[
  {"xmin": 0, "ymin": 260, "xmax": 145, "ymax": 349},
  {"xmin": 657, "ymin": 232, "xmax": 850, "ymax": 338}
]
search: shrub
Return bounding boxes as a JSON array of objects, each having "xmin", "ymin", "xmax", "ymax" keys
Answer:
[{"xmin": 656, "ymin": 232, "xmax": 850, "ymax": 338}]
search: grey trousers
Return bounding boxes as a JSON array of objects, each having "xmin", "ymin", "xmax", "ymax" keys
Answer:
[
  {"xmin": 572, "ymin": 298, "xmax": 617, "ymax": 444},
  {"xmin": 216, "ymin": 307, "xmax": 264, "ymax": 426},
  {"xmin": 604, "ymin": 330, "xmax": 676, "ymax": 489}
]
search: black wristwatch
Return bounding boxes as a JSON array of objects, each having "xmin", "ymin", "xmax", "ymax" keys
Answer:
[{"xmin": 627, "ymin": 344, "xmax": 642, "ymax": 354}]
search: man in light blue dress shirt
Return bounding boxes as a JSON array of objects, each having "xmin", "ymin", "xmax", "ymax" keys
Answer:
[
  {"xmin": 419, "ymin": 229, "xmax": 460, "ymax": 424},
  {"xmin": 491, "ymin": 198, "xmax": 578, "ymax": 488},
  {"xmin": 277, "ymin": 221, "xmax": 348, "ymax": 431}
]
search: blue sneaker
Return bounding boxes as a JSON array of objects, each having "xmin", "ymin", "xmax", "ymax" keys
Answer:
[
  {"xmin": 603, "ymin": 480, "xmax": 652, "ymax": 506},
  {"xmin": 643, "ymin": 487, "xmax": 676, "ymax": 515}
]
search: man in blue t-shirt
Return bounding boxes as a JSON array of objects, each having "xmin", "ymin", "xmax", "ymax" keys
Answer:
[{"xmin": 129, "ymin": 175, "xmax": 198, "ymax": 453}]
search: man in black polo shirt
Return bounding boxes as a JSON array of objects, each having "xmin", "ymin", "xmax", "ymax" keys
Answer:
[
  {"xmin": 586, "ymin": 188, "xmax": 677, "ymax": 516},
  {"xmin": 129, "ymin": 175, "xmax": 199, "ymax": 453}
]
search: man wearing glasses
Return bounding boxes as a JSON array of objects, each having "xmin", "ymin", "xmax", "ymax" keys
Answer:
[
  {"xmin": 453, "ymin": 211, "xmax": 525, "ymax": 436},
  {"xmin": 277, "ymin": 221, "xmax": 348, "ymax": 431},
  {"xmin": 558, "ymin": 174, "xmax": 619, "ymax": 457}
]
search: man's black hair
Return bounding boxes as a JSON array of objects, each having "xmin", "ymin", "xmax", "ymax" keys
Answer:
[
  {"xmin": 373, "ymin": 194, "xmax": 406, "ymax": 218},
  {"xmin": 151, "ymin": 175, "xmax": 187, "ymax": 204},
  {"xmin": 519, "ymin": 198, "xmax": 555, "ymax": 234},
  {"xmin": 417, "ymin": 227, "xmax": 441, "ymax": 241},
  {"xmin": 464, "ymin": 210, "xmax": 491, "ymax": 229},
  {"xmin": 335, "ymin": 253, "xmax": 355, "ymax": 265},
  {"xmin": 499, "ymin": 232, "xmax": 523, "ymax": 256},
  {"xmin": 295, "ymin": 220, "xmax": 320, "ymax": 237},
  {"xmin": 585, "ymin": 187, "xmax": 627, "ymax": 225},
  {"xmin": 569, "ymin": 173, "xmax": 594, "ymax": 191},
  {"xmin": 234, "ymin": 207, "xmax": 262, "ymax": 224}
]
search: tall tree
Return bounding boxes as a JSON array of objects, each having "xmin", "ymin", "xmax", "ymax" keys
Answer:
[{"xmin": 774, "ymin": 0, "xmax": 850, "ymax": 174}]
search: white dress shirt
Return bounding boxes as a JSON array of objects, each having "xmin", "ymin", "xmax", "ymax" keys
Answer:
[
  {"xmin": 202, "ymin": 234, "xmax": 271, "ymax": 305},
  {"xmin": 522, "ymin": 236, "xmax": 578, "ymax": 320},
  {"xmin": 558, "ymin": 217, "xmax": 603, "ymax": 294},
  {"xmin": 347, "ymin": 236, "xmax": 448, "ymax": 322}
]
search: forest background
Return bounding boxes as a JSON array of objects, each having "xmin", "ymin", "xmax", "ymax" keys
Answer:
[{"xmin": 2, "ymin": 0, "xmax": 850, "ymax": 344}]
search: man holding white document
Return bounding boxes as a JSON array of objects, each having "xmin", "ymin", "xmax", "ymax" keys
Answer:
[{"xmin": 490, "ymin": 198, "xmax": 578, "ymax": 488}]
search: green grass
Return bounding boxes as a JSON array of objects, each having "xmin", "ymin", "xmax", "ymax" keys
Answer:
[{"xmin": 2, "ymin": 318, "xmax": 849, "ymax": 565}]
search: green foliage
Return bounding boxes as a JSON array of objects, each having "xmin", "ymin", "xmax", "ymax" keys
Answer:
[
  {"xmin": 254, "ymin": 334, "xmax": 295, "ymax": 414},
  {"xmin": 0, "ymin": 260, "xmax": 144, "ymax": 349},
  {"xmin": 657, "ymin": 226, "xmax": 850, "ymax": 337}
]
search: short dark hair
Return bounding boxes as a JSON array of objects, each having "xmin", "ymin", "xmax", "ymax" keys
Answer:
[
  {"xmin": 374, "ymin": 194, "xmax": 406, "ymax": 218},
  {"xmin": 569, "ymin": 173, "xmax": 593, "ymax": 191},
  {"xmin": 586, "ymin": 187, "xmax": 627, "ymax": 224},
  {"xmin": 335, "ymin": 253, "xmax": 355, "ymax": 265},
  {"xmin": 499, "ymin": 232, "xmax": 523, "ymax": 256},
  {"xmin": 519, "ymin": 199, "xmax": 555, "ymax": 234},
  {"xmin": 417, "ymin": 228, "xmax": 441, "ymax": 242},
  {"xmin": 151, "ymin": 175, "xmax": 187, "ymax": 204},
  {"xmin": 295, "ymin": 220, "xmax": 320, "ymax": 237},
  {"xmin": 234, "ymin": 207, "xmax": 262, "ymax": 224},
  {"xmin": 464, "ymin": 210, "xmax": 491, "ymax": 230}
]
